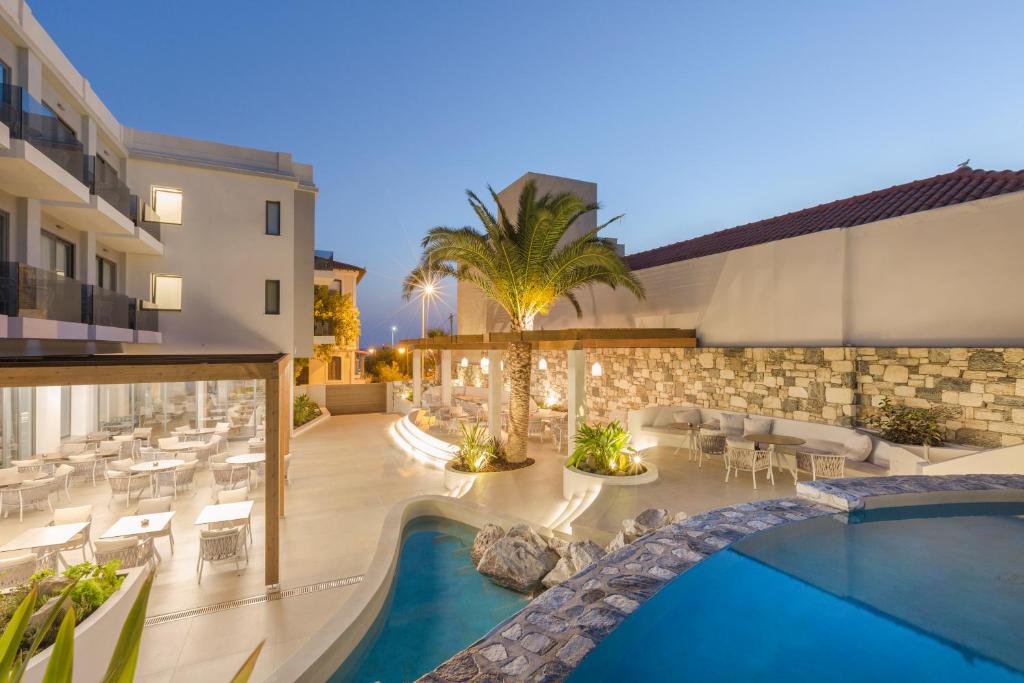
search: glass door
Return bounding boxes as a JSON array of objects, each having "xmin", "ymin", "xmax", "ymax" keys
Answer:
[{"xmin": 1, "ymin": 387, "xmax": 34, "ymax": 464}]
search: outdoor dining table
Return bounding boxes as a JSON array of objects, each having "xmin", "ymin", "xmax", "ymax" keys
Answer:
[
  {"xmin": 177, "ymin": 428, "xmax": 215, "ymax": 438},
  {"xmin": 130, "ymin": 459, "xmax": 185, "ymax": 498},
  {"xmin": 667, "ymin": 422, "xmax": 702, "ymax": 458},
  {"xmin": 743, "ymin": 433, "xmax": 806, "ymax": 483},
  {"xmin": 226, "ymin": 453, "xmax": 265, "ymax": 488},
  {"xmin": 0, "ymin": 522, "xmax": 88, "ymax": 559},
  {"xmin": 102, "ymin": 512, "xmax": 175, "ymax": 560},
  {"xmin": 194, "ymin": 501, "xmax": 254, "ymax": 532},
  {"xmin": 162, "ymin": 440, "xmax": 207, "ymax": 452}
]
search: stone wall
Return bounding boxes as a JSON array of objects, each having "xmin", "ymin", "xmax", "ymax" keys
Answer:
[
  {"xmin": 585, "ymin": 347, "xmax": 1024, "ymax": 449},
  {"xmin": 447, "ymin": 351, "xmax": 569, "ymax": 407}
]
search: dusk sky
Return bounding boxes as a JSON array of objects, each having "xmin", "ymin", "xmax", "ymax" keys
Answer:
[{"xmin": 33, "ymin": 1, "xmax": 1024, "ymax": 347}]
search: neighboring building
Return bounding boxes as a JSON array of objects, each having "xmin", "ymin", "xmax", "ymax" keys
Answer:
[
  {"xmin": 459, "ymin": 167, "xmax": 1024, "ymax": 347},
  {"xmin": 0, "ymin": 1, "xmax": 315, "ymax": 457},
  {"xmin": 309, "ymin": 250, "xmax": 364, "ymax": 384}
]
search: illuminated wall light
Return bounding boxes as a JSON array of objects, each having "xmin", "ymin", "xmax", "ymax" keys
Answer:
[
  {"xmin": 460, "ymin": 357, "xmax": 469, "ymax": 368},
  {"xmin": 591, "ymin": 362, "xmax": 603, "ymax": 377},
  {"xmin": 538, "ymin": 357, "xmax": 548, "ymax": 371},
  {"xmin": 480, "ymin": 357, "xmax": 490, "ymax": 371}
]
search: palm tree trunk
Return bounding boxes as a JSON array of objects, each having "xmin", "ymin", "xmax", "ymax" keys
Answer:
[{"xmin": 505, "ymin": 340, "xmax": 532, "ymax": 462}]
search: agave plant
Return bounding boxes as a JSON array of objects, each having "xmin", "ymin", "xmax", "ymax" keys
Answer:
[
  {"xmin": 567, "ymin": 420, "xmax": 642, "ymax": 475},
  {"xmin": 0, "ymin": 572, "xmax": 262, "ymax": 682},
  {"xmin": 455, "ymin": 422, "xmax": 495, "ymax": 472}
]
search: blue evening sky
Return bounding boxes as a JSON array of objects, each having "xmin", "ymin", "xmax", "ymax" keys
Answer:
[{"xmin": 32, "ymin": 1, "xmax": 1024, "ymax": 347}]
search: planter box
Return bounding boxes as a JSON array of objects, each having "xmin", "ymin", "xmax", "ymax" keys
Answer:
[
  {"xmin": 563, "ymin": 464, "xmax": 659, "ymax": 500},
  {"xmin": 23, "ymin": 567, "xmax": 147, "ymax": 683}
]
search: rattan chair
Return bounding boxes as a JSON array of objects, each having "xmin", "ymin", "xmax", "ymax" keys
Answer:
[
  {"xmin": 724, "ymin": 446, "xmax": 774, "ymax": 489},
  {"xmin": 50, "ymin": 505, "xmax": 92, "ymax": 564},
  {"xmin": 0, "ymin": 553, "xmax": 40, "ymax": 589},
  {"xmin": 196, "ymin": 527, "xmax": 247, "ymax": 584},
  {"xmin": 93, "ymin": 536, "xmax": 156, "ymax": 569},
  {"xmin": 52, "ymin": 464, "xmax": 73, "ymax": 502},
  {"xmin": 67, "ymin": 453, "xmax": 100, "ymax": 487},
  {"xmin": 210, "ymin": 462, "xmax": 247, "ymax": 499},
  {"xmin": 104, "ymin": 469, "xmax": 148, "ymax": 507},
  {"xmin": 136, "ymin": 497, "xmax": 175, "ymax": 555},
  {"xmin": 2, "ymin": 477, "xmax": 56, "ymax": 522}
]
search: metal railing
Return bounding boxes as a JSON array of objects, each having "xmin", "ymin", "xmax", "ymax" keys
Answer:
[
  {"xmin": 85, "ymin": 156, "xmax": 132, "ymax": 219},
  {"xmin": 0, "ymin": 85, "xmax": 86, "ymax": 185},
  {"xmin": 0, "ymin": 262, "xmax": 85, "ymax": 323}
]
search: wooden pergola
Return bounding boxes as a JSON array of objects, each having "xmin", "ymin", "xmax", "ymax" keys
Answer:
[{"xmin": 0, "ymin": 353, "xmax": 291, "ymax": 588}]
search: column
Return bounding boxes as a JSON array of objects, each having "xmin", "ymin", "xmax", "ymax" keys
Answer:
[
  {"xmin": 412, "ymin": 350, "xmax": 422, "ymax": 407},
  {"xmin": 487, "ymin": 349, "xmax": 503, "ymax": 439},
  {"xmin": 196, "ymin": 380, "xmax": 207, "ymax": 428},
  {"xmin": 70, "ymin": 385, "xmax": 96, "ymax": 436},
  {"xmin": 34, "ymin": 386, "xmax": 61, "ymax": 454},
  {"xmin": 78, "ymin": 230, "xmax": 97, "ymax": 285},
  {"xmin": 440, "ymin": 350, "xmax": 452, "ymax": 407},
  {"xmin": 567, "ymin": 349, "xmax": 586, "ymax": 455},
  {"xmin": 14, "ymin": 198, "xmax": 41, "ymax": 267}
]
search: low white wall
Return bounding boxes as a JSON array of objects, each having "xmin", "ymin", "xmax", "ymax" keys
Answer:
[{"xmin": 923, "ymin": 443, "xmax": 1024, "ymax": 475}]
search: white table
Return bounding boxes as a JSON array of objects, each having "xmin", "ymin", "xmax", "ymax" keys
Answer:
[
  {"xmin": 163, "ymin": 441, "xmax": 206, "ymax": 452},
  {"xmin": 0, "ymin": 522, "xmax": 88, "ymax": 554},
  {"xmin": 101, "ymin": 512, "xmax": 175, "ymax": 539},
  {"xmin": 226, "ymin": 453, "xmax": 264, "ymax": 466},
  {"xmin": 194, "ymin": 501, "xmax": 254, "ymax": 529},
  {"xmin": 130, "ymin": 459, "xmax": 185, "ymax": 498}
]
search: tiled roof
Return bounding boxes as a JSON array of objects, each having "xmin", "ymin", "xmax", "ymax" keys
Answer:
[
  {"xmin": 314, "ymin": 255, "xmax": 366, "ymax": 282},
  {"xmin": 625, "ymin": 167, "xmax": 1024, "ymax": 271}
]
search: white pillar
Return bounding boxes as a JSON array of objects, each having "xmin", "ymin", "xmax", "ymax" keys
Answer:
[
  {"xmin": 440, "ymin": 350, "xmax": 452, "ymax": 407},
  {"xmin": 487, "ymin": 349, "xmax": 503, "ymax": 439},
  {"xmin": 34, "ymin": 386, "xmax": 61, "ymax": 454},
  {"xmin": 412, "ymin": 350, "xmax": 423, "ymax": 407},
  {"xmin": 567, "ymin": 349, "xmax": 586, "ymax": 455},
  {"xmin": 70, "ymin": 385, "xmax": 96, "ymax": 436},
  {"xmin": 196, "ymin": 381, "xmax": 207, "ymax": 427}
]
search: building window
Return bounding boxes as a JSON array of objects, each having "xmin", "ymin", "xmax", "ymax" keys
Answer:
[
  {"xmin": 0, "ymin": 210, "xmax": 8, "ymax": 262},
  {"xmin": 0, "ymin": 60, "xmax": 9, "ymax": 90},
  {"xmin": 265, "ymin": 201, "xmax": 281, "ymax": 236},
  {"xmin": 329, "ymin": 356, "xmax": 343, "ymax": 381},
  {"xmin": 265, "ymin": 280, "xmax": 280, "ymax": 315},
  {"xmin": 97, "ymin": 256, "xmax": 117, "ymax": 290},
  {"xmin": 41, "ymin": 231, "xmax": 75, "ymax": 278},
  {"xmin": 149, "ymin": 187, "xmax": 183, "ymax": 225}
]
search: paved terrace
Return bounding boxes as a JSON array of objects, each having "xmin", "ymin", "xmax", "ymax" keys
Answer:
[{"xmin": 0, "ymin": 413, "xmax": 839, "ymax": 681}]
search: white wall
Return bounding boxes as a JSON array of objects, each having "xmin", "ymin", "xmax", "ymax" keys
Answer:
[{"xmin": 33, "ymin": 385, "xmax": 59, "ymax": 453}]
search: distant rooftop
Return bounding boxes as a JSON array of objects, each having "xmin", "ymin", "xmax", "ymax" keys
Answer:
[
  {"xmin": 626, "ymin": 167, "xmax": 1024, "ymax": 271},
  {"xmin": 315, "ymin": 250, "xmax": 366, "ymax": 282}
]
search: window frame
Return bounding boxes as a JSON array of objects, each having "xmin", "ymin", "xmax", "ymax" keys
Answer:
[
  {"xmin": 149, "ymin": 186, "xmax": 183, "ymax": 225},
  {"xmin": 264, "ymin": 279, "xmax": 281, "ymax": 315},
  {"xmin": 265, "ymin": 200, "xmax": 281, "ymax": 236},
  {"xmin": 41, "ymin": 230, "xmax": 75, "ymax": 278},
  {"xmin": 96, "ymin": 255, "xmax": 117, "ymax": 291}
]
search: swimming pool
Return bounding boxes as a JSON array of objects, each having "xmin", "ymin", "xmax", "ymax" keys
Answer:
[
  {"xmin": 331, "ymin": 516, "xmax": 527, "ymax": 682},
  {"xmin": 569, "ymin": 501, "xmax": 1024, "ymax": 682}
]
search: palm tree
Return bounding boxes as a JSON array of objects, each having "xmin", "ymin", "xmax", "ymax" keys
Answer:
[{"xmin": 403, "ymin": 180, "xmax": 645, "ymax": 462}]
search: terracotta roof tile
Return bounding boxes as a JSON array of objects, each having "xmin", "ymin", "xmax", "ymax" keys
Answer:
[{"xmin": 625, "ymin": 168, "xmax": 1024, "ymax": 271}]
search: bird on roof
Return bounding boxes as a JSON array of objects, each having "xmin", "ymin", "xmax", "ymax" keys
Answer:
[{"xmin": 957, "ymin": 159, "xmax": 971, "ymax": 170}]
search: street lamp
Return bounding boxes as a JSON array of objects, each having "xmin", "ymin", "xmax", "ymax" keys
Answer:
[{"xmin": 391, "ymin": 325, "xmax": 397, "ymax": 346}]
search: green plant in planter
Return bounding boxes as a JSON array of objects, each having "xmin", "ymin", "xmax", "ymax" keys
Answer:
[
  {"xmin": 454, "ymin": 422, "xmax": 495, "ymax": 472},
  {"xmin": 293, "ymin": 395, "xmax": 322, "ymax": 428},
  {"xmin": 567, "ymin": 420, "xmax": 644, "ymax": 475},
  {"xmin": 864, "ymin": 397, "xmax": 951, "ymax": 446}
]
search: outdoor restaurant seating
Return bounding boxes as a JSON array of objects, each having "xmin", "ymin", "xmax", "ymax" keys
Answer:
[
  {"xmin": 53, "ymin": 464, "xmax": 73, "ymax": 501},
  {"xmin": 2, "ymin": 477, "xmax": 56, "ymax": 521},
  {"xmin": 196, "ymin": 526, "xmax": 247, "ymax": 584},
  {"xmin": 725, "ymin": 445, "xmax": 774, "ymax": 489},
  {"xmin": 0, "ymin": 553, "xmax": 41, "ymax": 588},
  {"xmin": 11, "ymin": 458, "xmax": 46, "ymax": 475},
  {"xmin": 94, "ymin": 536, "xmax": 156, "ymax": 569},
  {"xmin": 68, "ymin": 453, "xmax": 101, "ymax": 487},
  {"xmin": 136, "ymin": 496, "xmax": 175, "ymax": 554},
  {"xmin": 210, "ymin": 462, "xmax": 247, "ymax": 498},
  {"xmin": 49, "ymin": 505, "xmax": 93, "ymax": 564},
  {"xmin": 104, "ymin": 468, "xmax": 148, "ymax": 507}
]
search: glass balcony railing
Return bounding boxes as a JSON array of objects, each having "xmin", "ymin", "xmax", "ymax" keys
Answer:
[
  {"xmin": 129, "ymin": 196, "xmax": 162, "ymax": 241},
  {"xmin": 132, "ymin": 306, "xmax": 159, "ymax": 333},
  {"xmin": 314, "ymin": 319, "xmax": 336, "ymax": 336},
  {"xmin": 0, "ymin": 262, "xmax": 85, "ymax": 323},
  {"xmin": 85, "ymin": 156, "xmax": 132, "ymax": 219},
  {"xmin": 84, "ymin": 286, "xmax": 134, "ymax": 329},
  {"xmin": 0, "ymin": 85, "xmax": 86, "ymax": 185}
]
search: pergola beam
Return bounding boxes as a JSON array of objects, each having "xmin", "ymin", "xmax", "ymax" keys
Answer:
[{"xmin": 399, "ymin": 328, "xmax": 698, "ymax": 351}]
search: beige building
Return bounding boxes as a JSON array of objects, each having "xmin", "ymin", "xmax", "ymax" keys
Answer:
[
  {"xmin": 0, "ymin": 0, "xmax": 315, "ymax": 457},
  {"xmin": 459, "ymin": 167, "xmax": 1024, "ymax": 347},
  {"xmin": 308, "ymin": 250, "xmax": 364, "ymax": 384}
]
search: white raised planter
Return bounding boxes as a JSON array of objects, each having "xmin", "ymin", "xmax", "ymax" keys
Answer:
[
  {"xmin": 562, "ymin": 463, "xmax": 659, "ymax": 500},
  {"xmin": 443, "ymin": 461, "xmax": 476, "ymax": 494},
  {"xmin": 23, "ymin": 567, "xmax": 147, "ymax": 683}
]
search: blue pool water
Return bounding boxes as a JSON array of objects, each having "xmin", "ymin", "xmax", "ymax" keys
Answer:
[
  {"xmin": 570, "ymin": 502, "xmax": 1024, "ymax": 682},
  {"xmin": 331, "ymin": 517, "xmax": 527, "ymax": 683}
]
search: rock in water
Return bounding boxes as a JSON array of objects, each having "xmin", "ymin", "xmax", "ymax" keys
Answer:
[
  {"xmin": 623, "ymin": 508, "xmax": 671, "ymax": 540},
  {"xmin": 541, "ymin": 557, "xmax": 574, "ymax": 588},
  {"xmin": 478, "ymin": 528, "xmax": 558, "ymax": 593},
  {"xmin": 471, "ymin": 523, "xmax": 505, "ymax": 566}
]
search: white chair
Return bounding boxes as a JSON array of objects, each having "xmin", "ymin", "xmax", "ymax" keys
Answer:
[
  {"xmin": 11, "ymin": 458, "xmax": 45, "ymax": 475},
  {"xmin": 0, "ymin": 467, "xmax": 21, "ymax": 487},
  {"xmin": 59, "ymin": 443, "xmax": 87, "ymax": 457},
  {"xmin": 93, "ymin": 536, "xmax": 156, "ymax": 569},
  {"xmin": 50, "ymin": 505, "xmax": 93, "ymax": 564},
  {"xmin": 527, "ymin": 417, "xmax": 546, "ymax": 441},
  {"xmin": 131, "ymin": 427, "xmax": 153, "ymax": 447},
  {"xmin": 136, "ymin": 497, "xmax": 175, "ymax": 555},
  {"xmin": 159, "ymin": 461, "xmax": 197, "ymax": 498},
  {"xmin": 807, "ymin": 452, "xmax": 846, "ymax": 480},
  {"xmin": 2, "ymin": 478, "xmax": 56, "ymax": 522},
  {"xmin": 67, "ymin": 453, "xmax": 100, "ymax": 487},
  {"xmin": 213, "ymin": 423, "xmax": 230, "ymax": 451},
  {"xmin": 210, "ymin": 462, "xmax": 247, "ymax": 498},
  {"xmin": 725, "ymin": 446, "xmax": 774, "ymax": 489},
  {"xmin": 52, "ymin": 464, "xmax": 73, "ymax": 502},
  {"xmin": 214, "ymin": 487, "xmax": 252, "ymax": 543},
  {"xmin": 0, "ymin": 553, "xmax": 40, "ymax": 588},
  {"xmin": 196, "ymin": 527, "xmax": 247, "ymax": 584},
  {"xmin": 157, "ymin": 436, "xmax": 179, "ymax": 450},
  {"xmin": 104, "ymin": 470, "xmax": 147, "ymax": 507}
]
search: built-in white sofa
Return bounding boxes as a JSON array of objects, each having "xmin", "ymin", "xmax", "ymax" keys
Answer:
[{"xmin": 628, "ymin": 404, "xmax": 888, "ymax": 475}]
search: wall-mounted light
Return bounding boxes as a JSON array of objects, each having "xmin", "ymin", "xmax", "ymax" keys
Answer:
[
  {"xmin": 460, "ymin": 357, "xmax": 468, "ymax": 368},
  {"xmin": 538, "ymin": 357, "xmax": 547, "ymax": 371},
  {"xmin": 591, "ymin": 362, "xmax": 603, "ymax": 377},
  {"xmin": 480, "ymin": 357, "xmax": 490, "ymax": 375},
  {"xmin": 140, "ymin": 273, "xmax": 182, "ymax": 311},
  {"xmin": 500, "ymin": 360, "xmax": 504, "ymax": 371}
]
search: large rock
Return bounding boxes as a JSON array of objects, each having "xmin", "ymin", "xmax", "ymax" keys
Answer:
[
  {"xmin": 471, "ymin": 523, "xmax": 505, "ymax": 566},
  {"xmin": 605, "ymin": 531, "xmax": 628, "ymax": 553},
  {"xmin": 542, "ymin": 541, "xmax": 606, "ymax": 588},
  {"xmin": 477, "ymin": 526, "xmax": 558, "ymax": 593},
  {"xmin": 623, "ymin": 508, "xmax": 671, "ymax": 540},
  {"xmin": 548, "ymin": 536, "xmax": 570, "ymax": 558}
]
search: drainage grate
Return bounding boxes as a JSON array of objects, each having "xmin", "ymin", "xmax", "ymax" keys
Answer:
[{"xmin": 145, "ymin": 574, "xmax": 364, "ymax": 627}]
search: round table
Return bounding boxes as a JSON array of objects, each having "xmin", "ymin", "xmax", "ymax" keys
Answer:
[
  {"xmin": 163, "ymin": 441, "xmax": 207, "ymax": 452},
  {"xmin": 227, "ymin": 453, "xmax": 265, "ymax": 488},
  {"xmin": 130, "ymin": 459, "xmax": 185, "ymax": 498},
  {"xmin": 668, "ymin": 422, "xmax": 702, "ymax": 460},
  {"xmin": 743, "ymin": 433, "xmax": 806, "ymax": 483}
]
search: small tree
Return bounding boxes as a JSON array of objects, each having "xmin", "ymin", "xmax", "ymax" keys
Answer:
[{"xmin": 313, "ymin": 286, "xmax": 360, "ymax": 362}]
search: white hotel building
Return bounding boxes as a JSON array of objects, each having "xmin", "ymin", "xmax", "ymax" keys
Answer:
[{"xmin": 0, "ymin": 0, "xmax": 314, "ymax": 459}]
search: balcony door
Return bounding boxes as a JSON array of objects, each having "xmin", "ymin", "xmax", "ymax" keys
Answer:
[{"xmin": 41, "ymin": 230, "xmax": 74, "ymax": 278}]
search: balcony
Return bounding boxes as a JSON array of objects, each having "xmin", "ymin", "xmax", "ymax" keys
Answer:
[
  {"xmin": 314, "ymin": 319, "xmax": 336, "ymax": 345},
  {"xmin": 0, "ymin": 262, "xmax": 159, "ymax": 342},
  {"xmin": 0, "ymin": 85, "xmax": 89, "ymax": 203}
]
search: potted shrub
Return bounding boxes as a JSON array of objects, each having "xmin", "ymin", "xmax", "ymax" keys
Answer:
[
  {"xmin": 864, "ymin": 398, "xmax": 955, "ymax": 461},
  {"xmin": 567, "ymin": 421, "xmax": 646, "ymax": 476}
]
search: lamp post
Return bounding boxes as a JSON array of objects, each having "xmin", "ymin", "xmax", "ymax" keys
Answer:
[{"xmin": 391, "ymin": 325, "xmax": 397, "ymax": 346}]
